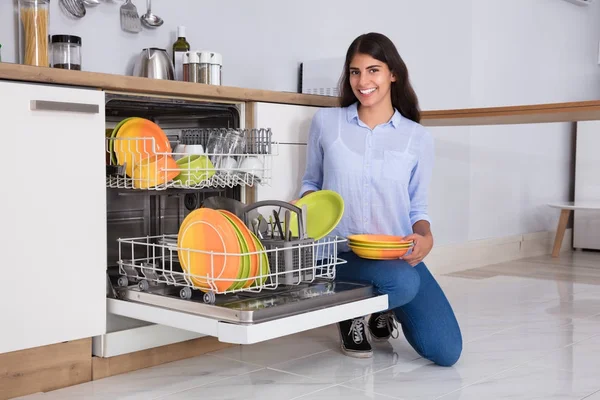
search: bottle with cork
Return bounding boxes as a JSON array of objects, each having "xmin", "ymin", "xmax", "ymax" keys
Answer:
[{"xmin": 172, "ymin": 26, "xmax": 190, "ymax": 81}]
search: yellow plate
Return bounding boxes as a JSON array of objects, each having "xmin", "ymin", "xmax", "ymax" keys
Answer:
[
  {"xmin": 250, "ymin": 232, "xmax": 270, "ymax": 287},
  {"xmin": 349, "ymin": 244, "xmax": 411, "ymax": 260},
  {"xmin": 219, "ymin": 211, "xmax": 252, "ymax": 290},
  {"xmin": 348, "ymin": 240, "xmax": 413, "ymax": 249},
  {"xmin": 348, "ymin": 234, "xmax": 413, "ymax": 246}
]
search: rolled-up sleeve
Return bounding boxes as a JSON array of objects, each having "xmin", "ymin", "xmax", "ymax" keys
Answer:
[
  {"xmin": 299, "ymin": 110, "xmax": 324, "ymax": 196},
  {"xmin": 408, "ymin": 129, "xmax": 435, "ymax": 226}
]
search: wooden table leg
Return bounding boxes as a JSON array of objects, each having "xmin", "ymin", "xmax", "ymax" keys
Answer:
[{"xmin": 552, "ymin": 209, "xmax": 572, "ymax": 257}]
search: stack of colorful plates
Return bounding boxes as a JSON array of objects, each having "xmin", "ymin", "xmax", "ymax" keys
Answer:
[
  {"xmin": 109, "ymin": 117, "xmax": 180, "ymax": 189},
  {"xmin": 177, "ymin": 207, "xmax": 270, "ymax": 293},
  {"xmin": 347, "ymin": 234, "xmax": 414, "ymax": 260}
]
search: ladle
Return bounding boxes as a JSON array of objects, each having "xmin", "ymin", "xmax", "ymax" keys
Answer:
[{"xmin": 140, "ymin": 0, "xmax": 163, "ymax": 28}]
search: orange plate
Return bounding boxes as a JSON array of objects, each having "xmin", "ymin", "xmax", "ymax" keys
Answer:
[
  {"xmin": 348, "ymin": 234, "xmax": 413, "ymax": 246},
  {"xmin": 218, "ymin": 210, "xmax": 259, "ymax": 288},
  {"xmin": 115, "ymin": 118, "xmax": 172, "ymax": 177},
  {"xmin": 177, "ymin": 208, "xmax": 241, "ymax": 292},
  {"xmin": 130, "ymin": 154, "xmax": 180, "ymax": 189}
]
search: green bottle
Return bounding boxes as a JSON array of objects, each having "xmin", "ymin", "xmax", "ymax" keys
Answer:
[{"xmin": 172, "ymin": 26, "xmax": 190, "ymax": 81}]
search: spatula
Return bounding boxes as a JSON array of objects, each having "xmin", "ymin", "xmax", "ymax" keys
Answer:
[{"xmin": 120, "ymin": 0, "xmax": 142, "ymax": 33}]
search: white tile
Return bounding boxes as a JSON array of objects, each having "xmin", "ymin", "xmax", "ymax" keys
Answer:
[
  {"xmin": 155, "ymin": 368, "xmax": 332, "ymax": 400},
  {"xmin": 39, "ymin": 355, "xmax": 261, "ymax": 400},
  {"xmin": 342, "ymin": 354, "xmax": 497, "ymax": 400},
  {"xmin": 293, "ymin": 385, "xmax": 399, "ymax": 400},
  {"xmin": 525, "ymin": 333, "xmax": 600, "ymax": 371},
  {"xmin": 208, "ymin": 325, "xmax": 339, "ymax": 367},
  {"xmin": 585, "ymin": 389, "xmax": 600, "ymax": 399},
  {"xmin": 436, "ymin": 363, "xmax": 600, "ymax": 400},
  {"xmin": 269, "ymin": 341, "xmax": 425, "ymax": 385}
]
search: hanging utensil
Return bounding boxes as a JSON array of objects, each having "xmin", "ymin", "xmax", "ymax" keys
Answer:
[
  {"xmin": 140, "ymin": 0, "xmax": 163, "ymax": 28},
  {"xmin": 120, "ymin": 0, "xmax": 142, "ymax": 33},
  {"xmin": 82, "ymin": 0, "xmax": 100, "ymax": 6},
  {"xmin": 60, "ymin": 0, "xmax": 86, "ymax": 18}
]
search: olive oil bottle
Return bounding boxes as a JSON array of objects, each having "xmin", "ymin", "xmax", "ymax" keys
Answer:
[{"xmin": 172, "ymin": 26, "xmax": 190, "ymax": 81}]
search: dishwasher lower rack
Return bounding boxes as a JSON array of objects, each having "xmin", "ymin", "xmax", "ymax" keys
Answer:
[{"xmin": 115, "ymin": 234, "xmax": 347, "ymax": 304}]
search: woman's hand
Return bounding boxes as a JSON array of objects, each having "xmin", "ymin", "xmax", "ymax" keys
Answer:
[{"xmin": 401, "ymin": 232, "xmax": 433, "ymax": 267}]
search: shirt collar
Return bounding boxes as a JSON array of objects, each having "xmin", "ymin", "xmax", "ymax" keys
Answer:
[{"xmin": 346, "ymin": 102, "xmax": 403, "ymax": 128}]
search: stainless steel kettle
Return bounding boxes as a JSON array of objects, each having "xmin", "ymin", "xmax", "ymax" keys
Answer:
[{"xmin": 132, "ymin": 48, "xmax": 174, "ymax": 80}]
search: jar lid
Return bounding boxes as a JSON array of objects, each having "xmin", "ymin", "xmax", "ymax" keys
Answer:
[
  {"xmin": 51, "ymin": 35, "xmax": 82, "ymax": 46},
  {"xmin": 198, "ymin": 51, "xmax": 222, "ymax": 65},
  {"xmin": 188, "ymin": 51, "xmax": 200, "ymax": 64}
]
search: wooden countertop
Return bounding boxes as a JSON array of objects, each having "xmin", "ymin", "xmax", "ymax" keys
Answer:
[
  {"xmin": 0, "ymin": 63, "xmax": 339, "ymax": 107},
  {"xmin": 2, "ymin": 63, "xmax": 600, "ymax": 126}
]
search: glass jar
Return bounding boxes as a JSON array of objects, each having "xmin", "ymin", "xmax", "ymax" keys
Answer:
[
  {"xmin": 51, "ymin": 35, "xmax": 82, "ymax": 70},
  {"xmin": 18, "ymin": 0, "xmax": 50, "ymax": 67}
]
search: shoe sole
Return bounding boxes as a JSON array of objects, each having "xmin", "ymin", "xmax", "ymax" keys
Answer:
[
  {"xmin": 369, "ymin": 335, "xmax": 391, "ymax": 343},
  {"xmin": 340, "ymin": 345, "xmax": 373, "ymax": 358}
]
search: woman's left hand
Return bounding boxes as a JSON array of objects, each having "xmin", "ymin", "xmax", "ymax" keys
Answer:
[{"xmin": 401, "ymin": 233, "xmax": 433, "ymax": 266}]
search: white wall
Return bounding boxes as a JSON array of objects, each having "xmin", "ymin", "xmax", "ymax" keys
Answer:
[{"xmin": 1, "ymin": 0, "xmax": 598, "ymax": 247}]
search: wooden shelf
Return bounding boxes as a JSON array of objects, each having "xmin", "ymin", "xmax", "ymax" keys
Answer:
[{"xmin": 2, "ymin": 63, "xmax": 600, "ymax": 126}]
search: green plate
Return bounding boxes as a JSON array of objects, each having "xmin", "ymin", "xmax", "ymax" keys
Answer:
[
  {"xmin": 289, "ymin": 190, "xmax": 344, "ymax": 240},
  {"xmin": 250, "ymin": 232, "xmax": 270, "ymax": 287},
  {"xmin": 174, "ymin": 155, "xmax": 215, "ymax": 186},
  {"xmin": 221, "ymin": 213, "xmax": 251, "ymax": 291}
]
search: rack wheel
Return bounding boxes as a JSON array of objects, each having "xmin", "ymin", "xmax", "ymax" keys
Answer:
[
  {"xmin": 117, "ymin": 276, "xmax": 129, "ymax": 287},
  {"xmin": 180, "ymin": 287, "xmax": 192, "ymax": 300},
  {"xmin": 184, "ymin": 193, "xmax": 200, "ymax": 211},
  {"xmin": 203, "ymin": 292, "xmax": 216, "ymax": 304},
  {"xmin": 138, "ymin": 280, "xmax": 149, "ymax": 292}
]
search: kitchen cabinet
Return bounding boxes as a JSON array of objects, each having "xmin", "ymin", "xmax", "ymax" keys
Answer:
[
  {"xmin": 253, "ymin": 102, "xmax": 318, "ymax": 202},
  {"xmin": 0, "ymin": 81, "xmax": 107, "ymax": 354}
]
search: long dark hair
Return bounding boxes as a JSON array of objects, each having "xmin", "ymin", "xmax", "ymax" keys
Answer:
[{"xmin": 339, "ymin": 32, "xmax": 421, "ymax": 123}]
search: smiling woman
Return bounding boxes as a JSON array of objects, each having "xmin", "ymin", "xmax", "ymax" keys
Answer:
[{"xmin": 299, "ymin": 32, "xmax": 463, "ymax": 365}]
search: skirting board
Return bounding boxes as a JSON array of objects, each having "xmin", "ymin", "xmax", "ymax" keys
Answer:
[
  {"xmin": 426, "ymin": 229, "xmax": 573, "ymax": 275},
  {"xmin": 92, "ymin": 335, "xmax": 232, "ymax": 380},
  {"xmin": 93, "ymin": 324, "xmax": 205, "ymax": 358},
  {"xmin": 0, "ymin": 338, "xmax": 91, "ymax": 400}
]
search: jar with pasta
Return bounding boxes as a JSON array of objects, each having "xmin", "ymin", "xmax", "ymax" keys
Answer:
[{"xmin": 18, "ymin": 0, "xmax": 50, "ymax": 67}]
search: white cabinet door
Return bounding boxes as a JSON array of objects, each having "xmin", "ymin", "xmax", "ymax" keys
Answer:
[
  {"xmin": 574, "ymin": 121, "xmax": 600, "ymax": 250},
  {"xmin": 253, "ymin": 102, "xmax": 319, "ymax": 202},
  {"xmin": 254, "ymin": 102, "xmax": 318, "ymax": 144},
  {"xmin": 0, "ymin": 81, "xmax": 107, "ymax": 354}
]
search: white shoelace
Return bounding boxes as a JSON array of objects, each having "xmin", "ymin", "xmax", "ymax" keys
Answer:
[
  {"xmin": 375, "ymin": 312, "xmax": 399, "ymax": 339},
  {"xmin": 349, "ymin": 318, "xmax": 366, "ymax": 344}
]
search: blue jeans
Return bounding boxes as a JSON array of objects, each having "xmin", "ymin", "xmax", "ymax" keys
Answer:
[{"xmin": 335, "ymin": 252, "xmax": 463, "ymax": 367}]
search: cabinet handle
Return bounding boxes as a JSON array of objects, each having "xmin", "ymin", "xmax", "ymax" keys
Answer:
[{"xmin": 30, "ymin": 100, "xmax": 100, "ymax": 114}]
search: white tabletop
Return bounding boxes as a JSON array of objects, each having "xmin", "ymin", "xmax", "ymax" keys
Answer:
[{"xmin": 547, "ymin": 201, "xmax": 600, "ymax": 211}]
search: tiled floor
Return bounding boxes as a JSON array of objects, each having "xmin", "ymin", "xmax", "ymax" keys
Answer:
[{"xmin": 18, "ymin": 251, "xmax": 600, "ymax": 400}]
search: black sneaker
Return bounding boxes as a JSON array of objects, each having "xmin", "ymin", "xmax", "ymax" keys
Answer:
[
  {"xmin": 368, "ymin": 311, "xmax": 399, "ymax": 342},
  {"xmin": 337, "ymin": 318, "xmax": 373, "ymax": 358}
]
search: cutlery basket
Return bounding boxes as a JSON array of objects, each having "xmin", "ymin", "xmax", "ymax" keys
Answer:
[{"xmin": 242, "ymin": 200, "xmax": 315, "ymax": 286}]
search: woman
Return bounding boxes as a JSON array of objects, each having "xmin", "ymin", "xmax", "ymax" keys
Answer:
[{"xmin": 299, "ymin": 32, "xmax": 462, "ymax": 366}]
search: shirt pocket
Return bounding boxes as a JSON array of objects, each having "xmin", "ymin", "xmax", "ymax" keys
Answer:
[{"xmin": 381, "ymin": 150, "xmax": 415, "ymax": 186}]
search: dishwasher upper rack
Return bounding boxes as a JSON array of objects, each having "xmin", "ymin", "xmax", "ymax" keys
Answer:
[
  {"xmin": 106, "ymin": 128, "xmax": 276, "ymax": 190},
  {"xmin": 115, "ymin": 234, "xmax": 346, "ymax": 304}
]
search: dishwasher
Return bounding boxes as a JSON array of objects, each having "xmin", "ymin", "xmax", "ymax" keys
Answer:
[{"xmin": 102, "ymin": 92, "xmax": 389, "ymax": 346}]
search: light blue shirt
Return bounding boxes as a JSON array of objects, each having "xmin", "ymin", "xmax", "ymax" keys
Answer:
[{"xmin": 300, "ymin": 102, "xmax": 434, "ymax": 252}]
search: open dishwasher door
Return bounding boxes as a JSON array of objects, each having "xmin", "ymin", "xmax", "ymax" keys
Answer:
[{"xmin": 108, "ymin": 279, "xmax": 388, "ymax": 345}]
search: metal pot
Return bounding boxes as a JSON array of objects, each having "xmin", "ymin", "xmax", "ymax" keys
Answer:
[{"xmin": 132, "ymin": 48, "xmax": 174, "ymax": 80}]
